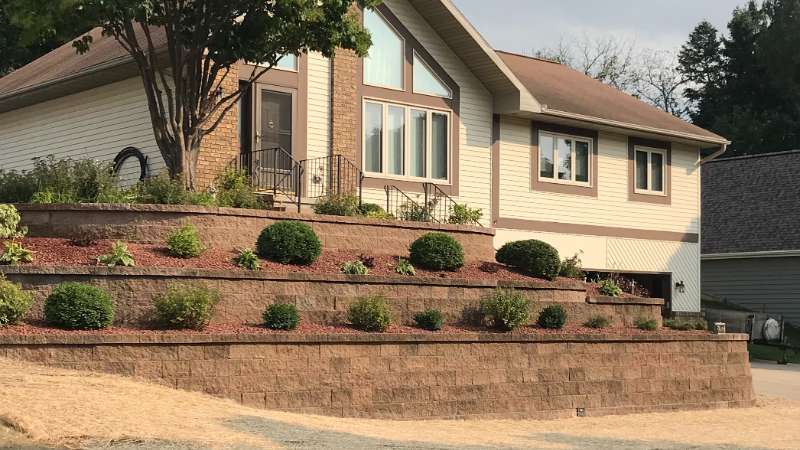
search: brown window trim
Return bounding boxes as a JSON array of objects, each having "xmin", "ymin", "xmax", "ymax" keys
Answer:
[
  {"xmin": 357, "ymin": 4, "xmax": 461, "ymax": 195},
  {"xmin": 530, "ymin": 122, "xmax": 598, "ymax": 197},
  {"xmin": 628, "ymin": 136, "xmax": 671, "ymax": 205}
]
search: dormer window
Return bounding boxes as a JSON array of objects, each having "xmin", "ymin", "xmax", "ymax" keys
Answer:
[
  {"xmin": 412, "ymin": 52, "xmax": 451, "ymax": 98},
  {"xmin": 363, "ymin": 8, "xmax": 404, "ymax": 90}
]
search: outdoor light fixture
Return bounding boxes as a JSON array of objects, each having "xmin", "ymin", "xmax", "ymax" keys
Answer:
[{"xmin": 675, "ymin": 281, "xmax": 686, "ymax": 293}]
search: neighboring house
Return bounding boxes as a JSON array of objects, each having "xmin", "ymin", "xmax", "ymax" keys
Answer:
[
  {"xmin": 0, "ymin": 0, "xmax": 729, "ymax": 314},
  {"xmin": 702, "ymin": 150, "xmax": 800, "ymax": 325}
]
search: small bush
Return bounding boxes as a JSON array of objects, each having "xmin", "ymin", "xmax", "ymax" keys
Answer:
[
  {"xmin": 635, "ymin": 317, "xmax": 658, "ymax": 331},
  {"xmin": 448, "ymin": 203, "xmax": 482, "ymax": 225},
  {"xmin": 341, "ymin": 260, "xmax": 369, "ymax": 275},
  {"xmin": 495, "ymin": 240, "xmax": 560, "ymax": 279},
  {"xmin": 414, "ymin": 309, "xmax": 444, "ymax": 331},
  {"xmin": 166, "ymin": 224, "xmax": 206, "ymax": 258},
  {"xmin": 664, "ymin": 318, "xmax": 708, "ymax": 331},
  {"xmin": 598, "ymin": 278, "xmax": 622, "ymax": 297},
  {"xmin": 44, "ymin": 282, "xmax": 114, "ymax": 330},
  {"xmin": 256, "ymin": 221, "xmax": 321, "ymax": 265},
  {"xmin": 214, "ymin": 169, "xmax": 262, "ymax": 209},
  {"xmin": 0, "ymin": 241, "xmax": 32, "ymax": 265},
  {"xmin": 398, "ymin": 201, "xmax": 432, "ymax": 222},
  {"xmin": 394, "ymin": 258, "xmax": 416, "ymax": 276},
  {"xmin": 358, "ymin": 203, "xmax": 388, "ymax": 218},
  {"xmin": 347, "ymin": 295, "xmax": 391, "ymax": 332},
  {"xmin": 0, "ymin": 204, "xmax": 25, "ymax": 239},
  {"xmin": 479, "ymin": 289, "xmax": 530, "ymax": 331},
  {"xmin": 358, "ymin": 254, "xmax": 375, "ymax": 268},
  {"xmin": 134, "ymin": 174, "xmax": 188, "ymax": 205},
  {"xmin": 153, "ymin": 284, "xmax": 219, "ymax": 330},
  {"xmin": 537, "ymin": 305, "xmax": 567, "ymax": 329},
  {"xmin": 0, "ymin": 277, "xmax": 33, "ymax": 326},
  {"xmin": 409, "ymin": 232, "xmax": 464, "ymax": 271},
  {"xmin": 313, "ymin": 194, "xmax": 360, "ymax": 216},
  {"xmin": 559, "ymin": 252, "xmax": 584, "ymax": 279},
  {"xmin": 96, "ymin": 241, "xmax": 135, "ymax": 267},
  {"xmin": 70, "ymin": 229, "xmax": 101, "ymax": 247},
  {"xmin": 263, "ymin": 303, "xmax": 300, "ymax": 330},
  {"xmin": 234, "ymin": 248, "xmax": 261, "ymax": 270},
  {"xmin": 186, "ymin": 191, "xmax": 217, "ymax": 207},
  {"xmin": 584, "ymin": 315, "xmax": 611, "ymax": 329}
]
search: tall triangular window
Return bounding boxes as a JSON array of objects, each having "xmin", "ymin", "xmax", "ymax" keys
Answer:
[
  {"xmin": 412, "ymin": 52, "xmax": 451, "ymax": 98},
  {"xmin": 363, "ymin": 9, "xmax": 404, "ymax": 89}
]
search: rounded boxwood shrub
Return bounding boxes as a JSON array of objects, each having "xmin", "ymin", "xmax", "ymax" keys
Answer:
[
  {"xmin": 479, "ymin": 289, "xmax": 530, "ymax": 331},
  {"xmin": 347, "ymin": 295, "xmax": 391, "ymax": 332},
  {"xmin": 0, "ymin": 277, "xmax": 33, "ymax": 325},
  {"xmin": 256, "ymin": 221, "xmax": 321, "ymax": 265},
  {"xmin": 409, "ymin": 232, "xmax": 464, "ymax": 271},
  {"xmin": 153, "ymin": 284, "xmax": 219, "ymax": 330},
  {"xmin": 495, "ymin": 239, "xmax": 560, "ymax": 279},
  {"xmin": 414, "ymin": 309, "xmax": 444, "ymax": 331},
  {"xmin": 537, "ymin": 304, "xmax": 567, "ymax": 329},
  {"xmin": 263, "ymin": 303, "xmax": 300, "ymax": 330},
  {"xmin": 44, "ymin": 282, "xmax": 114, "ymax": 330}
]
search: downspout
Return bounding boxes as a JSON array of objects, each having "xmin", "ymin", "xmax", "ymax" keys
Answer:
[{"xmin": 698, "ymin": 143, "xmax": 727, "ymax": 165}]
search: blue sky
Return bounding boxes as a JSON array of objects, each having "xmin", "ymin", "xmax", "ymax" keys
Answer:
[{"xmin": 450, "ymin": 0, "xmax": 746, "ymax": 54}]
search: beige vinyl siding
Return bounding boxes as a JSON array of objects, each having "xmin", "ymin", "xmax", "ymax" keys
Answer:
[
  {"xmin": 306, "ymin": 51, "xmax": 330, "ymax": 161},
  {"xmin": 0, "ymin": 77, "xmax": 163, "ymax": 176},
  {"xmin": 498, "ymin": 116, "xmax": 701, "ymax": 234}
]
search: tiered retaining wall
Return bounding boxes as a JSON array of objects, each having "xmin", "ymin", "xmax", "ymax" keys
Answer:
[
  {"xmin": 0, "ymin": 332, "xmax": 754, "ymax": 420},
  {"xmin": 1, "ymin": 267, "xmax": 663, "ymax": 328},
  {"xmin": 16, "ymin": 204, "xmax": 495, "ymax": 260}
]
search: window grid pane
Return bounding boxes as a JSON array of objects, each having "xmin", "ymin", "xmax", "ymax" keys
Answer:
[
  {"xmin": 635, "ymin": 150, "xmax": 649, "ymax": 190},
  {"xmin": 387, "ymin": 106, "xmax": 404, "ymax": 175},
  {"xmin": 410, "ymin": 109, "xmax": 427, "ymax": 178},
  {"xmin": 539, "ymin": 134, "xmax": 554, "ymax": 178},
  {"xmin": 364, "ymin": 103, "xmax": 383, "ymax": 173},
  {"xmin": 650, "ymin": 152, "xmax": 664, "ymax": 192},
  {"xmin": 363, "ymin": 9, "xmax": 403, "ymax": 89},
  {"xmin": 575, "ymin": 141, "xmax": 589, "ymax": 183},
  {"xmin": 413, "ymin": 53, "xmax": 451, "ymax": 97},
  {"xmin": 557, "ymin": 138, "xmax": 572, "ymax": 181},
  {"xmin": 431, "ymin": 113, "xmax": 448, "ymax": 180}
]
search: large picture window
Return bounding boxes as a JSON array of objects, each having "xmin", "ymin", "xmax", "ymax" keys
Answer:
[
  {"xmin": 538, "ymin": 131, "xmax": 591, "ymax": 186},
  {"xmin": 634, "ymin": 146, "xmax": 666, "ymax": 194},
  {"xmin": 363, "ymin": 9, "xmax": 403, "ymax": 89},
  {"xmin": 363, "ymin": 100, "xmax": 450, "ymax": 181}
]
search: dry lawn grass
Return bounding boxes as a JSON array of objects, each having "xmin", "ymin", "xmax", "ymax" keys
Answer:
[{"xmin": 1, "ymin": 357, "xmax": 799, "ymax": 449}]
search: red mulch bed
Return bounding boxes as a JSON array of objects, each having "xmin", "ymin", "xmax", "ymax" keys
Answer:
[{"xmin": 0, "ymin": 322, "xmax": 710, "ymax": 337}]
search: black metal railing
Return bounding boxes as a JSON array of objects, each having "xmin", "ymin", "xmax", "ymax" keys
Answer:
[
  {"xmin": 423, "ymin": 182, "xmax": 482, "ymax": 226},
  {"xmin": 301, "ymin": 154, "xmax": 363, "ymax": 201},
  {"xmin": 385, "ymin": 183, "xmax": 483, "ymax": 225},
  {"xmin": 385, "ymin": 185, "xmax": 431, "ymax": 222},
  {"xmin": 235, "ymin": 147, "xmax": 302, "ymax": 212}
]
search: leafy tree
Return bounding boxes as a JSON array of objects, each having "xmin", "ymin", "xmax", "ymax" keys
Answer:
[{"xmin": 10, "ymin": 0, "xmax": 380, "ymax": 189}]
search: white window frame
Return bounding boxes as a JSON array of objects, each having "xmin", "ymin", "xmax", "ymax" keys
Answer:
[
  {"xmin": 633, "ymin": 146, "xmax": 667, "ymax": 195},
  {"xmin": 537, "ymin": 131, "xmax": 592, "ymax": 187},
  {"xmin": 412, "ymin": 50, "xmax": 452, "ymax": 99},
  {"xmin": 362, "ymin": 8, "xmax": 405, "ymax": 91},
  {"xmin": 362, "ymin": 98, "xmax": 452, "ymax": 184}
]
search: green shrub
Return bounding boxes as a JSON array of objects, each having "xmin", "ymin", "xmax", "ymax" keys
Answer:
[
  {"xmin": 537, "ymin": 305, "xmax": 567, "ymax": 329},
  {"xmin": 0, "ymin": 157, "xmax": 123, "ymax": 204},
  {"xmin": 0, "ymin": 241, "xmax": 32, "ymax": 265},
  {"xmin": 347, "ymin": 295, "xmax": 391, "ymax": 332},
  {"xmin": 0, "ymin": 170, "xmax": 37, "ymax": 203},
  {"xmin": 0, "ymin": 277, "xmax": 33, "ymax": 326},
  {"xmin": 166, "ymin": 224, "xmax": 206, "ymax": 258},
  {"xmin": 0, "ymin": 204, "xmax": 24, "ymax": 240},
  {"xmin": 398, "ymin": 201, "xmax": 432, "ymax": 222},
  {"xmin": 495, "ymin": 240, "xmax": 560, "ymax": 279},
  {"xmin": 341, "ymin": 260, "xmax": 369, "ymax": 275},
  {"xmin": 234, "ymin": 248, "xmax": 260, "ymax": 270},
  {"xmin": 96, "ymin": 241, "xmax": 135, "ymax": 267},
  {"xmin": 44, "ymin": 282, "xmax": 114, "ymax": 330},
  {"xmin": 635, "ymin": 317, "xmax": 658, "ymax": 331},
  {"xmin": 214, "ymin": 169, "xmax": 262, "ymax": 209},
  {"xmin": 664, "ymin": 318, "xmax": 708, "ymax": 331},
  {"xmin": 153, "ymin": 284, "xmax": 219, "ymax": 330},
  {"xmin": 357, "ymin": 202, "xmax": 382, "ymax": 215},
  {"xmin": 262, "ymin": 303, "xmax": 300, "ymax": 330},
  {"xmin": 256, "ymin": 221, "xmax": 321, "ymax": 265},
  {"xmin": 409, "ymin": 232, "xmax": 464, "ymax": 271},
  {"xmin": 414, "ymin": 309, "xmax": 444, "ymax": 331},
  {"xmin": 584, "ymin": 315, "xmax": 610, "ymax": 329},
  {"xmin": 313, "ymin": 194, "xmax": 360, "ymax": 216},
  {"xmin": 448, "ymin": 203, "xmax": 482, "ymax": 225},
  {"xmin": 598, "ymin": 278, "xmax": 622, "ymax": 297},
  {"xmin": 186, "ymin": 191, "xmax": 217, "ymax": 207},
  {"xmin": 559, "ymin": 253, "xmax": 584, "ymax": 279},
  {"xmin": 394, "ymin": 258, "xmax": 416, "ymax": 276},
  {"xmin": 134, "ymin": 174, "xmax": 188, "ymax": 205},
  {"xmin": 479, "ymin": 289, "xmax": 530, "ymax": 331}
]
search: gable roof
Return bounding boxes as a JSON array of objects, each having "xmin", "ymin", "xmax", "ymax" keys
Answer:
[
  {"xmin": 702, "ymin": 150, "xmax": 800, "ymax": 255},
  {"xmin": 496, "ymin": 50, "xmax": 727, "ymax": 145}
]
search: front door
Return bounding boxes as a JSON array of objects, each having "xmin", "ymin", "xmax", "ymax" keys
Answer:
[{"xmin": 252, "ymin": 87, "xmax": 295, "ymax": 189}]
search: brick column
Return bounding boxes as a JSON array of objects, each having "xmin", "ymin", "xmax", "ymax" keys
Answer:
[
  {"xmin": 330, "ymin": 8, "xmax": 361, "ymax": 163},
  {"xmin": 196, "ymin": 65, "xmax": 240, "ymax": 190}
]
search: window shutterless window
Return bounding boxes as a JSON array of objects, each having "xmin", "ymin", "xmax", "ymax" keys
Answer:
[
  {"xmin": 363, "ymin": 8, "xmax": 404, "ymax": 90},
  {"xmin": 363, "ymin": 100, "xmax": 450, "ymax": 182},
  {"xmin": 538, "ymin": 131, "xmax": 591, "ymax": 185},
  {"xmin": 634, "ymin": 146, "xmax": 666, "ymax": 194}
]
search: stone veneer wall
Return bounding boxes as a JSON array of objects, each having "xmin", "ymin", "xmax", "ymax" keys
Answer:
[
  {"xmin": 196, "ymin": 65, "xmax": 240, "ymax": 190},
  {"xmin": 0, "ymin": 333, "xmax": 754, "ymax": 420},
  {"xmin": 16, "ymin": 204, "xmax": 494, "ymax": 261},
  {"xmin": 1, "ymin": 267, "xmax": 662, "ymax": 328}
]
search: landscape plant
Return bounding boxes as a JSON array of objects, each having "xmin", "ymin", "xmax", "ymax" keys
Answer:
[
  {"xmin": 256, "ymin": 221, "xmax": 321, "ymax": 265},
  {"xmin": 96, "ymin": 241, "xmax": 135, "ymax": 267},
  {"xmin": 341, "ymin": 260, "xmax": 369, "ymax": 275},
  {"xmin": 583, "ymin": 315, "xmax": 611, "ymax": 329},
  {"xmin": 234, "ymin": 248, "xmax": 261, "ymax": 270},
  {"xmin": 358, "ymin": 203, "xmax": 392, "ymax": 219},
  {"xmin": 153, "ymin": 284, "xmax": 219, "ymax": 330},
  {"xmin": 0, "ymin": 241, "xmax": 33, "ymax": 265},
  {"xmin": 664, "ymin": 318, "xmax": 708, "ymax": 331},
  {"xmin": 409, "ymin": 232, "xmax": 464, "ymax": 271},
  {"xmin": 0, "ymin": 204, "xmax": 25, "ymax": 239},
  {"xmin": 414, "ymin": 309, "xmax": 444, "ymax": 331},
  {"xmin": 313, "ymin": 194, "xmax": 360, "ymax": 216},
  {"xmin": 479, "ymin": 289, "xmax": 530, "ymax": 331},
  {"xmin": 214, "ymin": 169, "xmax": 262, "ymax": 209},
  {"xmin": 559, "ymin": 252, "xmax": 584, "ymax": 279},
  {"xmin": 537, "ymin": 305, "xmax": 567, "ymax": 329},
  {"xmin": 448, "ymin": 203, "xmax": 482, "ymax": 225},
  {"xmin": 394, "ymin": 258, "xmax": 416, "ymax": 276},
  {"xmin": 495, "ymin": 239, "xmax": 560, "ymax": 279},
  {"xmin": 0, "ymin": 277, "xmax": 33, "ymax": 326},
  {"xmin": 347, "ymin": 295, "xmax": 391, "ymax": 332},
  {"xmin": 598, "ymin": 278, "xmax": 623, "ymax": 297},
  {"xmin": 166, "ymin": 224, "xmax": 206, "ymax": 258},
  {"xmin": 262, "ymin": 303, "xmax": 300, "ymax": 331},
  {"xmin": 635, "ymin": 317, "xmax": 658, "ymax": 331},
  {"xmin": 44, "ymin": 282, "xmax": 114, "ymax": 330}
]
